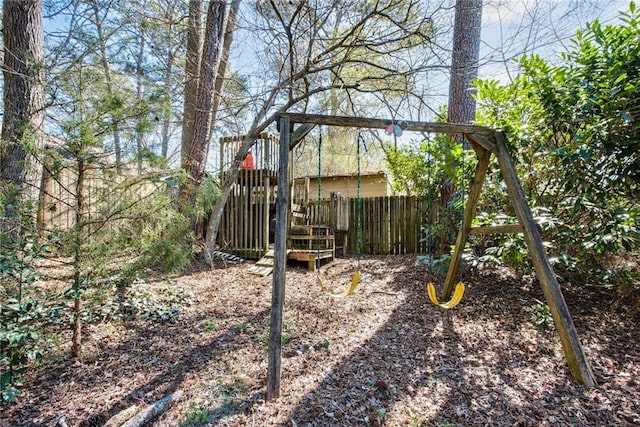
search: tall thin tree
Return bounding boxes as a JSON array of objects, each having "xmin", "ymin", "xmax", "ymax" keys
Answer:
[{"xmin": 89, "ymin": 0, "xmax": 124, "ymax": 173}]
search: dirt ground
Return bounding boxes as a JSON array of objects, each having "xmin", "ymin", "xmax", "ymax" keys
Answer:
[{"xmin": 2, "ymin": 255, "xmax": 639, "ymax": 426}]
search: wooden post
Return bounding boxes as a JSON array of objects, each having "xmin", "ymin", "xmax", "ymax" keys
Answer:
[
  {"xmin": 263, "ymin": 172, "xmax": 270, "ymax": 255},
  {"xmin": 493, "ymin": 131, "xmax": 596, "ymax": 387},
  {"xmin": 442, "ymin": 146, "xmax": 491, "ymax": 298},
  {"xmin": 266, "ymin": 117, "xmax": 291, "ymax": 400}
]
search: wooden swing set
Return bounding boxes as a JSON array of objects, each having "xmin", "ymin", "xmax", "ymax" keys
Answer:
[{"xmin": 266, "ymin": 113, "xmax": 597, "ymax": 401}]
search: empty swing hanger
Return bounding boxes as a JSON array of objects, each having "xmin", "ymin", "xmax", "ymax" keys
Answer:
[{"xmin": 426, "ymin": 282, "xmax": 465, "ymax": 309}]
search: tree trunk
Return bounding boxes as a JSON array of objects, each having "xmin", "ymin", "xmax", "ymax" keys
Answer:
[
  {"xmin": 135, "ymin": 11, "xmax": 147, "ymax": 174},
  {"xmin": 71, "ymin": 156, "xmax": 86, "ymax": 360},
  {"xmin": 447, "ymin": 0, "xmax": 482, "ymax": 127},
  {"xmin": 209, "ymin": 0, "xmax": 240, "ymax": 146},
  {"xmin": 161, "ymin": 19, "xmax": 175, "ymax": 159},
  {"xmin": 180, "ymin": 0, "xmax": 204, "ymax": 167},
  {"xmin": 90, "ymin": 0, "xmax": 123, "ymax": 173},
  {"xmin": 1, "ymin": 0, "xmax": 46, "ymax": 211},
  {"xmin": 194, "ymin": 0, "xmax": 240, "ymax": 239},
  {"xmin": 120, "ymin": 391, "xmax": 184, "ymax": 427},
  {"xmin": 183, "ymin": 0, "xmax": 228, "ymax": 186},
  {"xmin": 180, "ymin": 1, "xmax": 238, "ymax": 237}
]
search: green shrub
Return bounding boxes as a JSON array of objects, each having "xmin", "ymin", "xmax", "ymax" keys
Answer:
[
  {"xmin": 183, "ymin": 401, "xmax": 212, "ymax": 425},
  {"xmin": 0, "ymin": 187, "xmax": 51, "ymax": 403},
  {"xmin": 532, "ymin": 300, "xmax": 554, "ymax": 330},
  {"xmin": 475, "ymin": 4, "xmax": 640, "ymax": 281}
]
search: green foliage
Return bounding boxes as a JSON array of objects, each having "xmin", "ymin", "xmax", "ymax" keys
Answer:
[
  {"xmin": 373, "ymin": 407, "xmax": 387, "ymax": 424},
  {"xmin": 38, "ymin": 107, "xmax": 194, "ymax": 363},
  {"xmin": 386, "ymin": 134, "xmax": 467, "ymax": 197},
  {"xmin": 417, "ymin": 254, "xmax": 452, "ymax": 276},
  {"xmin": 232, "ymin": 322, "xmax": 253, "ymax": 333},
  {"xmin": 406, "ymin": 415, "xmax": 429, "ymax": 427},
  {"xmin": 260, "ymin": 333, "xmax": 291, "ymax": 347},
  {"xmin": 54, "ymin": 171, "xmax": 195, "ymax": 278},
  {"xmin": 197, "ymin": 175, "xmax": 221, "ymax": 217},
  {"xmin": 55, "ymin": 277, "xmax": 191, "ymax": 324},
  {"xmin": 183, "ymin": 401, "xmax": 212, "ymax": 426},
  {"xmin": 0, "ymin": 296, "xmax": 45, "ymax": 403},
  {"xmin": 532, "ymin": 300, "xmax": 554, "ymax": 330},
  {"xmin": 110, "ymin": 282, "xmax": 191, "ymax": 322},
  {"xmin": 475, "ymin": 4, "xmax": 640, "ymax": 276},
  {"xmin": 387, "ymin": 133, "xmax": 474, "ymax": 259},
  {"xmin": 132, "ymin": 199, "xmax": 194, "ymax": 274},
  {"xmin": 56, "ymin": 61, "xmax": 161, "ymax": 154},
  {"xmin": 173, "ymin": 174, "xmax": 219, "ymax": 236},
  {"xmin": 0, "ymin": 188, "xmax": 53, "ymax": 403},
  {"xmin": 464, "ymin": 209, "xmax": 557, "ymax": 273},
  {"xmin": 598, "ymin": 261, "xmax": 638, "ymax": 288},
  {"xmin": 260, "ymin": 312, "xmax": 297, "ymax": 346},
  {"xmin": 134, "ymin": 148, "xmax": 170, "ymax": 169},
  {"xmin": 202, "ymin": 318, "xmax": 218, "ymax": 332}
]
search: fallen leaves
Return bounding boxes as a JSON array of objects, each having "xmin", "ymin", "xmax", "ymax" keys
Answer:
[{"xmin": 3, "ymin": 256, "xmax": 639, "ymax": 426}]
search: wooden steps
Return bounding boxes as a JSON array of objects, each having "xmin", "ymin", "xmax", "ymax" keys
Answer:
[
  {"xmin": 288, "ymin": 224, "xmax": 335, "ymax": 270},
  {"xmin": 248, "ymin": 249, "xmax": 292, "ymax": 276},
  {"xmin": 249, "ymin": 225, "xmax": 337, "ymax": 276},
  {"xmin": 248, "ymin": 250, "xmax": 276, "ymax": 276}
]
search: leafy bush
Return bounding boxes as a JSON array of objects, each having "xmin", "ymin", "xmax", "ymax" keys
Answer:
[
  {"xmin": 137, "ymin": 210, "xmax": 193, "ymax": 274},
  {"xmin": 475, "ymin": 4, "xmax": 640, "ymax": 278},
  {"xmin": 78, "ymin": 277, "xmax": 192, "ymax": 323},
  {"xmin": 183, "ymin": 401, "xmax": 212, "ymax": 426},
  {"xmin": 386, "ymin": 133, "xmax": 469, "ymax": 198},
  {"xmin": 0, "ymin": 296, "xmax": 45, "ymax": 403},
  {"xmin": 117, "ymin": 284, "xmax": 191, "ymax": 322},
  {"xmin": 532, "ymin": 300, "xmax": 554, "ymax": 330},
  {"xmin": 114, "ymin": 179, "xmax": 194, "ymax": 275},
  {"xmin": 0, "ymin": 187, "xmax": 51, "ymax": 403},
  {"xmin": 417, "ymin": 254, "xmax": 453, "ymax": 276}
]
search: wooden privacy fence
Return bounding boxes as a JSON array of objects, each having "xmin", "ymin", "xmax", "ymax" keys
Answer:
[
  {"xmin": 307, "ymin": 192, "xmax": 349, "ymax": 232},
  {"xmin": 38, "ymin": 164, "xmax": 163, "ymax": 232},
  {"xmin": 349, "ymin": 196, "xmax": 439, "ymax": 255},
  {"xmin": 310, "ymin": 195, "xmax": 452, "ymax": 255}
]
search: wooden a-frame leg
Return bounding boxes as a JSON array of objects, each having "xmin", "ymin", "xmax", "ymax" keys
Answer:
[
  {"xmin": 493, "ymin": 131, "xmax": 596, "ymax": 387},
  {"xmin": 442, "ymin": 145, "xmax": 491, "ymax": 299}
]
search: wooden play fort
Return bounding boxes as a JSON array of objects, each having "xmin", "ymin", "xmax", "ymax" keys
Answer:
[{"xmin": 218, "ymin": 133, "xmax": 343, "ymax": 275}]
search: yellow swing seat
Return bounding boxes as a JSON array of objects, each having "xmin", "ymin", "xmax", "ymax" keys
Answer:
[
  {"xmin": 317, "ymin": 270, "xmax": 361, "ymax": 298},
  {"xmin": 427, "ymin": 282, "xmax": 465, "ymax": 309}
]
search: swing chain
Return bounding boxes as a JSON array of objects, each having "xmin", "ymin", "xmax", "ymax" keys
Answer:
[
  {"xmin": 356, "ymin": 132, "xmax": 366, "ymax": 268},
  {"xmin": 317, "ymin": 133, "xmax": 322, "ymax": 270}
]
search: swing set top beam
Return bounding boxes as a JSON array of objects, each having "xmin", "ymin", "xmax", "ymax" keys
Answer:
[{"xmin": 278, "ymin": 112, "xmax": 495, "ymax": 137}]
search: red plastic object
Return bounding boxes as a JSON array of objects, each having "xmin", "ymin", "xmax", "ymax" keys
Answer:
[{"xmin": 241, "ymin": 152, "xmax": 256, "ymax": 169}]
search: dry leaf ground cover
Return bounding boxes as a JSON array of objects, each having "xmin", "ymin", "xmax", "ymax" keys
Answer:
[{"xmin": 2, "ymin": 255, "xmax": 639, "ymax": 426}]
